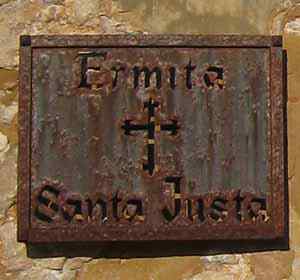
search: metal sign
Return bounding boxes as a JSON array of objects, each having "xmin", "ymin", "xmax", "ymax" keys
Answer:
[{"xmin": 18, "ymin": 35, "xmax": 288, "ymax": 248}]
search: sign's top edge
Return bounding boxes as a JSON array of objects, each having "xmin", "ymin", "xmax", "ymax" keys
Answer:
[{"xmin": 20, "ymin": 34, "xmax": 282, "ymax": 48}]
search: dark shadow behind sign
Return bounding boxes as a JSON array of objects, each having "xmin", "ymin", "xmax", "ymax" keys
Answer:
[{"xmin": 17, "ymin": 35, "xmax": 288, "ymax": 257}]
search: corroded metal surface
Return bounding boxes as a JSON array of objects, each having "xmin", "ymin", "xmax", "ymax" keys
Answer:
[{"xmin": 18, "ymin": 35, "xmax": 288, "ymax": 247}]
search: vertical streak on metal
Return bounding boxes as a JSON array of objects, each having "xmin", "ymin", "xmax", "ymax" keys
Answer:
[
  {"xmin": 270, "ymin": 47, "xmax": 285, "ymax": 237},
  {"xmin": 282, "ymin": 49, "xmax": 289, "ymax": 246},
  {"xmin": 17, "ymin": 38, "xmax": 32, "ymax": 242}
]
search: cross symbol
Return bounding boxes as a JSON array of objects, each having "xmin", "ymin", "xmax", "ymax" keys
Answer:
[{"xmin": 121, "ymin": 97, "xmax": 180, "ymax": 176}]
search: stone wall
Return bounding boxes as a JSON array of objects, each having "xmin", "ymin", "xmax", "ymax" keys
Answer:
[{"xmin": 0, "ymin": 0, "xmax": 300, "ymax": 279}]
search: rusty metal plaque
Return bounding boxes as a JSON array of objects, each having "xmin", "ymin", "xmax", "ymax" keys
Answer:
[{"xmin": 18, "ymin": 35, "xmax": 288, "ymax": 249}]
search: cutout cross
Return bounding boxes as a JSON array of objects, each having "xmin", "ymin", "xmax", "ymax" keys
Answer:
[{"xmin": 122, "ymin": 97, "xmax": 179, "ymax": 176}]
